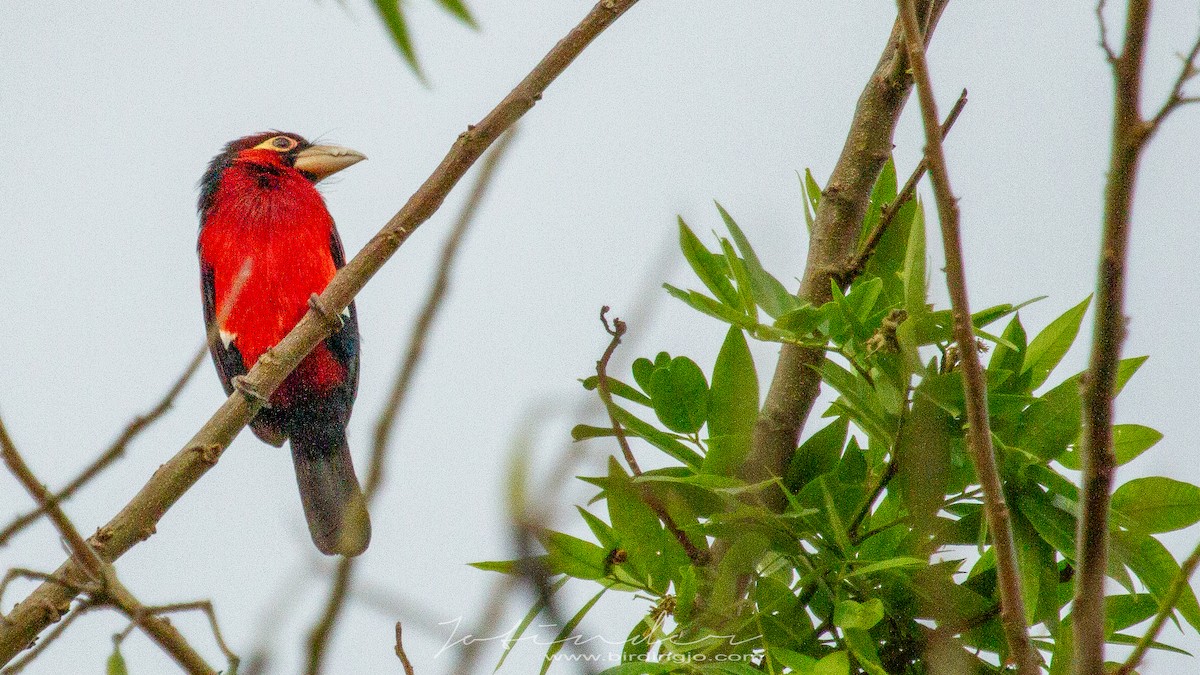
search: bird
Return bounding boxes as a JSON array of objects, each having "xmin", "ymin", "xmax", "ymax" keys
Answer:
[{"xmin": 196, "ymin": 131, "xmax": 371, "ymax": 556}]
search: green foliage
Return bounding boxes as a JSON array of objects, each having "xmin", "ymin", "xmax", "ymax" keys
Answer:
[
  {"xmin": 370, "ymin": 0, "xmax": 478, "ymax": 82},
  {"xmin": 474, "ymin": 164, "xmax": 1196, "ymax": 673}
]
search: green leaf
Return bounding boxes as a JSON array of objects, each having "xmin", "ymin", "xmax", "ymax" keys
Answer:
[
  {"xmin": 818, "ymin": 359, "xmax": 890, "ymax": 441},
  {"xmin": 433, "ymin": 0, "xmax": 478, "ymax": 28},
  {"xmin": 834, "ymin": 598, "xmax": 885, "ymax": 630},
  {"xmin": 370, "ymin": 0, "xmax": 426, "ymax": 83},
  {"xmin": 704, "ymin": 327, "xmax": 759, "ymax": 475},
  {"xmin": 717, "ymin": 202, "xmax": 799, "ymax": 318},
  {"xmin": 540, "ymin": 586, "xmax": 609, "ymax": 675},
  {"xmin": 1112, "ymin": 477, "xmax": 1200, "ymax": 533},
  {"xmin": 540, "ymin": 530, "xmax": 609, "ymax": 580},
  {"xmin": 107, "ymin": 646, "xmax": 128, "ymax": 675},
  {"xmin": 611, "ymin": 404, "xmax": 704, "ymax": 468},
  {"xmin": 495, "ymin": 576, "xmax": 567, "ymax": 671},
  {"xmin": 679, "ymin": 217, "xmax": 742, "ymax": 310},
  {"xmin": 987, "ymin": 314, "xmax": 1028, "ymax": 382},
  {"xmin": 785, "ymin": 417, "xmax": 848, "ymax": 491},
  {"xmin": 1058, "ymin": 424, "xmax": 1163, "ymax": 470},
  {"xmin": 571, "ymin": 424, "xmax": 617, "ymax": 441},
  {"xmin": 1106, "ymin": 593, "xmax": 1160, "ymax": 635},
  {"xmin": 576, "ymin": 506, "xmax": 617, "ymax": 549},
  {"xmin": 720, "ymin": 237, "xmax": 759, "ymax": 324},
  {"xmin": 582, "ymin": 375, "xmax": 653, "ymax": 407},
  {"xmin": 813, "ymin": 651, "xmax": 850, "ymax": 675},
  {"xmin": 1113, "ymin": 530, "xmax": 1200, "ymax": 633},
  {"xmin": 902, "ymin": 203, "xmax": 927, "ymax": 319},
  {"xmin": 843, "ymin": 557, "xmax": 926, "ymax": 578},
  {"xmin": 844, "ymin": 627, "xmax": 888, "ymax": 675},
  {"xmin": 664, "ymin": 283, "xmax": 754, "ymax": 327},
  {"xmin": 803, "ymin": 169, "xmax": 822, "ymax": 232},
  {"xmin": 1023, "ymin": 295, "xmax": 1091, "ymax": 390},
  {"xmin": 469, "ymin": 559, "xmax": 525, "ymax": 574},
  {"xmin": 648, "ymin": 356, "xmax": 709, "ymax": 434}
]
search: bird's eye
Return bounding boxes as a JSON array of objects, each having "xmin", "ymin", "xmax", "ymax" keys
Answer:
[{"xmin": 271, "ymin": 136, "xmax": 296, "ymax": 150}]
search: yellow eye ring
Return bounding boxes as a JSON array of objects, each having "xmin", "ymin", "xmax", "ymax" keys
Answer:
[{"xmin": 254, "ymin": 135, "xmax": 298, "ymax": 152}]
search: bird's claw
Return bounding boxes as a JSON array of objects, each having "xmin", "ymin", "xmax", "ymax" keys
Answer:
[
  {"xmin": 232, "ymin": 375, "xmax": 271, "ymax": 408},
  {"xmin": 308, "ymin": 293, "xmax": 345, "ymax": 331}
]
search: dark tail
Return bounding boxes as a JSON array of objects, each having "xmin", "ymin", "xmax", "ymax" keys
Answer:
[{"xmin": 290, "ymin": 425, "xmax": 371, "ymax": 556}]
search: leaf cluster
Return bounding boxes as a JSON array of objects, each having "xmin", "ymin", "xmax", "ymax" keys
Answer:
[{"xmin": 475, "ymin": 161, "xmax": 1197, "ymax": 673}]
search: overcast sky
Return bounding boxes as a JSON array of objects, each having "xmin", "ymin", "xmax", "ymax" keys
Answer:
[{"xmin": 3, "ymin": 2, "xmax": 1200, "ymax": 673}]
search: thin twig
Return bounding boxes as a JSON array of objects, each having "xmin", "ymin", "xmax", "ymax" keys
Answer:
[
  {"xmin": 1115, "ymin": 539, "xmax": 1200, "ymax": 675},
  {"xmin": 303, "ymin": 130, "xmax": 519, "ymax": 675},
  {"xmin": 0, "ymin": 418, "xmax": 104, "ymax": 582},
  {"xmin": 0, "ymin": 1, "xmax": 641, "ymax": 664},
  {"xmin": 0, "ymin": 601, "xmax": 94, "ymax": 675},
  {"xmin": 0, "ymin": 347, "xmax": 207, "ymax": 546},
  {"xmin": 395, "ymin": 623, "xmax": 415, "ymax": 675},
  {"xmin": 97, "ymin": 566, "xmax": 217, "ymax": 672},
  {"xmin": 1075, "ymin": 2, "xmax": 1200, "ymax": 669},
  {"xmin": 593, "ymin": 308, "xmax": 710, "ymax": 566},
  {"xmin": 838, "ymin": 89, "xmax": 968, "ymax": 285},
  {"xmin": 895, "ymin": 1, "xmax": 1038, "ymax": 672},
  {"xmin": 0, "ymin": 262, "xmax": 252, "ymax": 548},
  {"xmin": 595, "ymin": 307, "xmax": 641, "ymax": 475}
]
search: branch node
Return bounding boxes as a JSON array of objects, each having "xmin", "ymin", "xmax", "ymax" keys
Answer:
[
  {"xmin": 191, "ymin": 443, "xmax": 223, "ymax": 466},
  {"xmin": 307, "ymin": 293, "xmax": 345, "ymax": 332},
  {"xmin": 231, "ymin": 375, "xmax": 271, "ymax": 409}
]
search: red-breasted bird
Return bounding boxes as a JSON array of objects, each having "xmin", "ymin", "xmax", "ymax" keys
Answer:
[{"xmin": 197, "ymin": 132, "xmax": 370, "ymax": 556}]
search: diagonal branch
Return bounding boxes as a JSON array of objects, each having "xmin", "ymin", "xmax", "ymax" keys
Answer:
[
  {"xmin": 0, "ymin": 347, "xmax": 207, "ymax": 547},
  {"xmin": 895, "ymin": 0, "xmax": 1037, "ymax": 671},
  {"xmin": 1075, "ymin": 2, "xmax": 1200, "ymax": 669},
  {"xmin": 303, "ymin": 130, "xmax": 520, "ymax": 675},
  {"xmin": 0, "ymin": 0, "xmax": 642, "ymax": 664},
  {"xmin": 742, "ymin": 0, "xmax": 949, "ymax": 512},
  {"xmin": 0, "ymin": 261, "xmax": 252, "ymax": 548}
]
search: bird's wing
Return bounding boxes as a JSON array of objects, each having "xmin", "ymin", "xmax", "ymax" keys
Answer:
[
  {"xmin": 201, "ymin": 261, "xmax": 288, "ymax": 446},
  {"xmin": 324, "ymin": 228, "xmax": 361, "ymax": 407}
]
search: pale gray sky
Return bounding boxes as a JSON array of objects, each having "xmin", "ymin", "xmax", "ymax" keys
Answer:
[{"xmin": 2, "ymin": 2, "xmax": 1199, "ymax": 673}]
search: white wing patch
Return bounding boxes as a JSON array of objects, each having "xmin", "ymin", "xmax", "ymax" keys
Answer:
[
  {"xmin": 341, "ymin": 306, "xmax": 351, "ymax": 319},
  {"xmin": 220, "ymin": 329, "xmax": 237, "ymax": 349}
]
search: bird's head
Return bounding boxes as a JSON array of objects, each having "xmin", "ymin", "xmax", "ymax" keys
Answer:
[{"xmin": 198, "ymin": 131, "xmax": 366, "ymax": 216}]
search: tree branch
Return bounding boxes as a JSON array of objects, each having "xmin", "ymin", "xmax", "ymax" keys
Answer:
[
  {"xmin": 742, "ymin": 0, "xmax": 949, "ymax": 512},
  {"xmin": 1115, "ymin": 538, "xmax": 1200, "ymax": 675},
  {"xmin": 0, "ymin": 0, "xmax": 642, "ymax": 664},
  {"xmin": 837, "ymin": 88, "xmax": 968, "ymax": 287},
  {"xmin": 1075, "ymin": 2, "xmax": 1200, "ymax": 669},
  {"xmin": 0, "ymin": 346, "xmax": 207, "ymax": 547},
  {"xmin": 895, "ymin": 0, "xmax": 1037, "ymax": 671}
]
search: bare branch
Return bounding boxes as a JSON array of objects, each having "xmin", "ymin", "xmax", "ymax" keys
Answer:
[
  {"xmin": 1116, "ymin": 538, "xmax": 1200, "ymax": 675},
  {"xmin": 595, "ymin": 307, "xmax": 641, "ymax": 475},
  {"xmin": 0, "ymin": 347, "xmax": 206, "ymax": 546},
  {"xmin": 895, "ymin": 0, "xmax": 1038, "ymax": 671},
  {"xmin": 0, "ymin": 262, "xmax": 252, "ymax": 547},
  {"xmin": 1097, "ymin": 0, "xmax": 1118, "ymax": 63},
  {"xmin": 394, "ymin": 623, "xmax": 415, "ymax": 675},
  {"xmin": 0, "ymin": 601, "xmax": 94, "ymax": 675},
  {"xmin": 838, "ymin": 89, "xmax": 968, "ymax": 286},
  {"xmin": 1146, "ymin": 32, "xmax": 1200, "ymax": 132},
  {"xmin": 105, "ymin": 578, "xmax": 219, "ymax": 675},
  {"xmin": 0, "ymin": 418, "xmax": 104, "ymax": 581},
  {"xmin": 0, "ymin": 0, "xmax": 643, "ymax": 664},
  {"xmin": 1075, "ymin": 1, "xmax": 1200, "ymax": 668}
]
